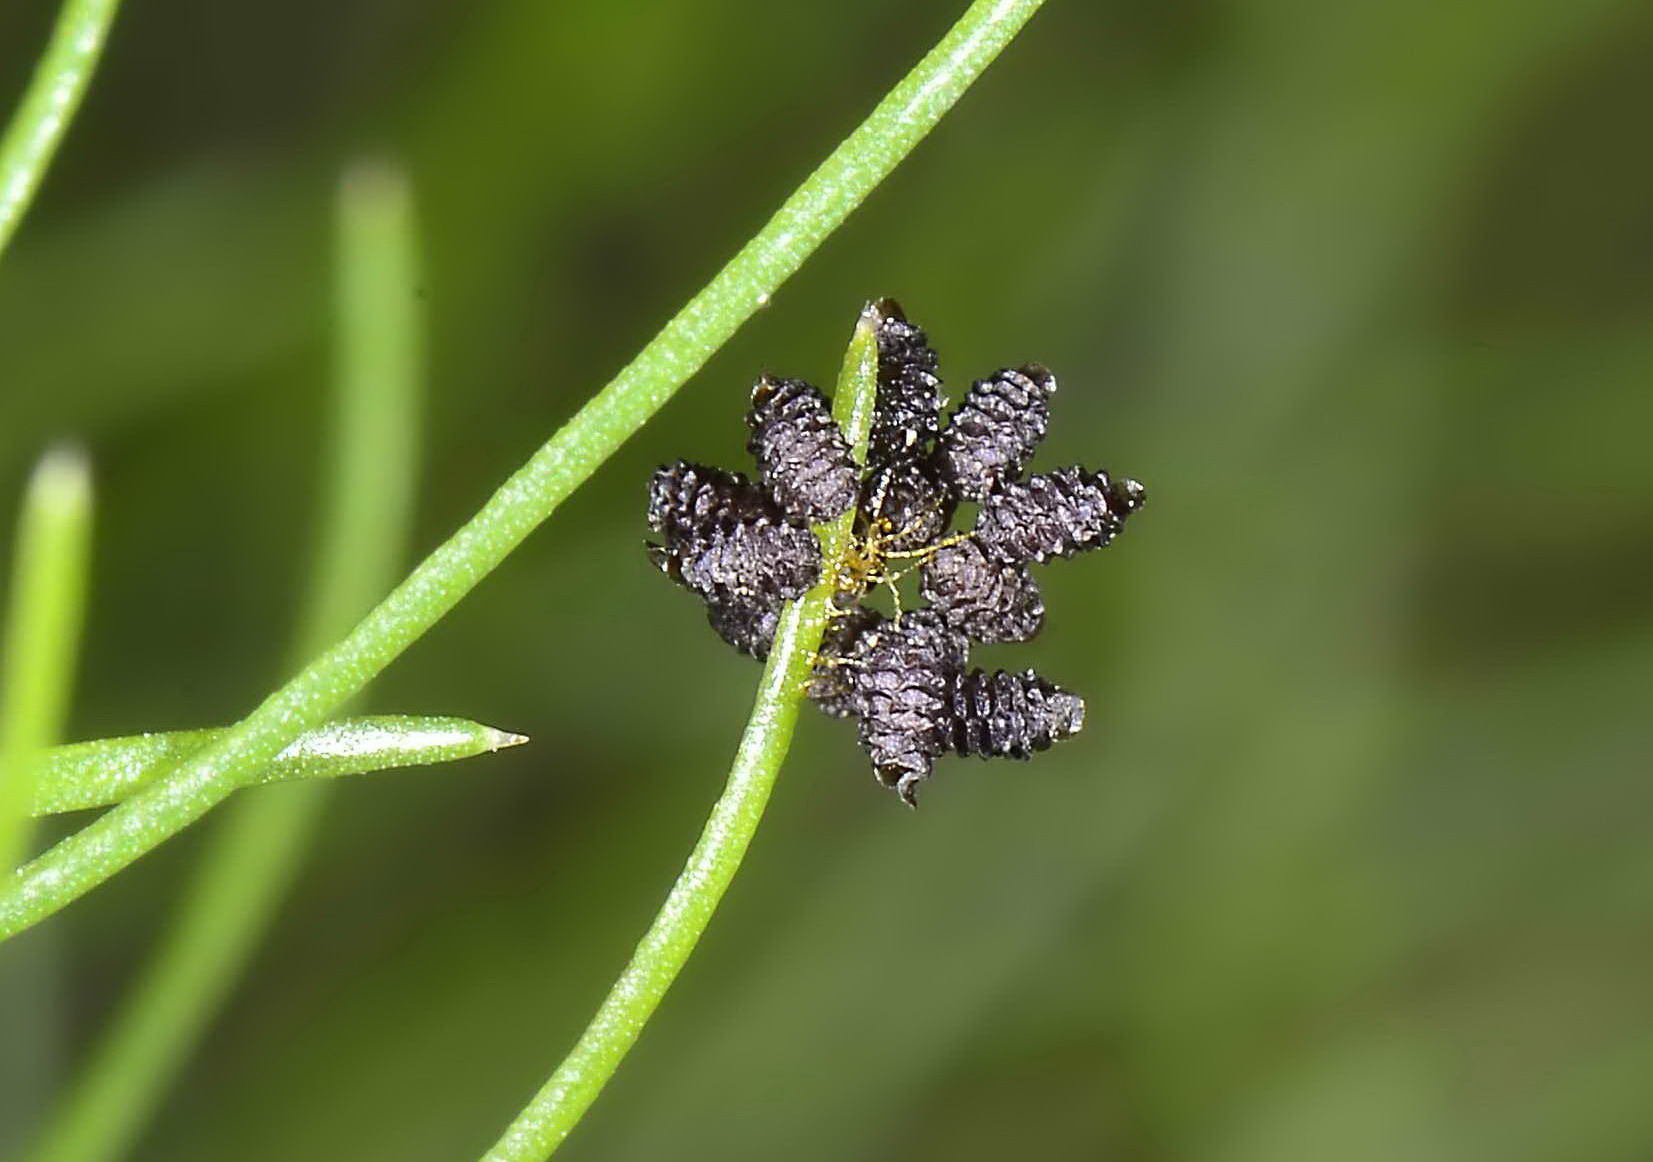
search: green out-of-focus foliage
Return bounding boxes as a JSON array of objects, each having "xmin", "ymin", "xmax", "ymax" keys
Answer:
[{"xmin": 2, "ymin": 0, "xmax": 1651, "ymax": 1159}]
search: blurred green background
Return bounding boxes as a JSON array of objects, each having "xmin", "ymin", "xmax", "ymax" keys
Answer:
[{"xmin": 3, "ymin": 0, "xmax": 1652, "ymax": 1158}]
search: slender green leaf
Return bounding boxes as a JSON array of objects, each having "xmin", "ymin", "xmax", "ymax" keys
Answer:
[
  {"xmin": 0, "ymin": 0, "xmax": 125, "ymax": 260},
  {"xmin": 0, "ymin": 446, "xmax": 92, "ymax": 871},
  {"xmin": 480, "ymin": 305, "xmax": 878, "ymax": 1161},
  {"xmin": 28, "ymin": 716, "xmax": 524, "ymax": 816}
]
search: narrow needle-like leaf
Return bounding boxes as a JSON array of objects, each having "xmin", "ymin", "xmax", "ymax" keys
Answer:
[
  {"xmin": 28, "ymin": 715, "xmax": 524, "ymax": 816},
  {"xmin": 0, "ymin": 0, "xmax": 125, "ymax": 261},
  {"xmin": 0, "ymin": 0, "xmax": 1048, "ymax": 941},
  {"xmin": 0, "ymin": 446, "xmax": 93, "ymax": 872},
  {"xmin": 480, "ymin": 306, "xmax": 878, "ymax": 1161}
]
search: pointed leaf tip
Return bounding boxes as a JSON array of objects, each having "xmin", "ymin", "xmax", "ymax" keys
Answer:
[{"xmin": 484, "ymin": 727, "xmax": 531, "ymax": 751}]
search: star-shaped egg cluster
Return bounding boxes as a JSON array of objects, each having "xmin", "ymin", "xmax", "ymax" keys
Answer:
[{"xmin": 646, "ymin": 300, "xmax": 1145, "ymax": 804}]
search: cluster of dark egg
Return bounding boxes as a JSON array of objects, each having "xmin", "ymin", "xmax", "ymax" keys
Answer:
[{"xmin": 646, "ymin": 300, "xmax": 1145, "ymax": 805}]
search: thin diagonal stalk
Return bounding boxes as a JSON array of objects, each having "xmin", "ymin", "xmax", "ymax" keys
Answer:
[
  {"xmin": 0, "ymin": 0, "xmax": 125, "ymax": 260},
  {"xmin": 482, "ymin": 304, "xmax": 879, "ymax": 1162},
  {"xmin": 23, "ymin": 161, "xmax": 424, "ymax": 1162},
  {"xmin": 0, "ymin": 0, "xmax": 1049, "ymax": 940},
  {"xmin": 0, "ymin": 447, "xmax": 93, "ymax": 873}
]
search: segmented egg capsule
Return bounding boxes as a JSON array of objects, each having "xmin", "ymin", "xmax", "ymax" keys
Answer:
[
  {"xmin": 646, "ymin": 460, "xmax": 768, "ymax": 543},
  {"xmin": 918, "ymin": 538, "xmax": 1045, "ymax": 644},
  {"xmin": 811, "ymin": 610, "xmax": 967, "ymax": 805},
  {"xmin": 866, "ymin": 298, "xmax": 944, "ymax": 471},
  {"xmin": 949, "ymin": 669, "xmax": 1085, "ymax": 760},
  {"xmin": 932, "ymin": 363, "xmax": 1056, "ymax": 502},
  {"xmin": 974, "ymin": 467, "xmax": 1146, "ymax": 564},
  {"xmin": 745, "ymin": 375, "xmax": 858, "ymax": 525}
]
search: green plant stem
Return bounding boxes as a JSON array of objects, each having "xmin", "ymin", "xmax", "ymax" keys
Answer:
[
  {"xmin": 481, "ymin": 304, "xmax": 878, "ymax": 1162},
  {"xmin": 0, "ymin": 0, "xmax": 1048, "ymax": 941},
  {"xmin": 22, "ymin": 160, "xmax": 425, "ymax": 1162},
  {"xmin": 302, "ymin": 159, "xmax": 425, "ymax": 653},
  {"xmin": 0, "ymin": 447, "xmax": 93, "ymax": 873},
  {"xmin": 0, "ymin": 0, "xmax": 125, "ymax": 260},
  {"xmin": 28, "ymin": 716, "xmax": 524, "ymax": 816}
]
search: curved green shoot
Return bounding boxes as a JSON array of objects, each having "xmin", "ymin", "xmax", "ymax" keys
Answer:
[
  {"xmin": 0, "ymin": 0, "xmax": 1049, "ymax": 942},
  {"xmin": 0, "ymin": 0, "xmax": 125, "ymax": 260},
  {"xmin": 479, "ymin": 305, "xmax": 877, "ymax": 1161},
  {"xmin": 0, "ymin": 446, "xmax": 93, "ymax": 872},
  {"xmin": 28, "ymin": 716, "xmax": 524, "ymax": 816}
]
